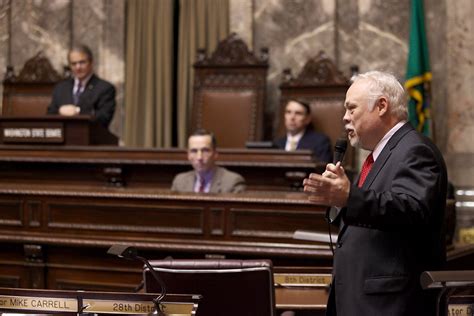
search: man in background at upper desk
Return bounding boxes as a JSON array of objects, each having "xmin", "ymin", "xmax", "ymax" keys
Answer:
[
  {"xmin": 47, "ymin": 44, "xmax": 116, "ymax": 128},
  {"xmin": 303, "ymin": 71, "xmax": 447, "ymax": 315},
  {"xmin": 171, "ymin": 129, "xmax": 246, "ymax": 193},
  {"xmin": 274, "ymin": 99, "xmax": 332, "ymax": 163}
]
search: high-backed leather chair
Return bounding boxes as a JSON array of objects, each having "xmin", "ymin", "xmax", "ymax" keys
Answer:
[
  {"xmin": 144, "ymin": 259, "xmax": 275, "ymax": 316},
  {"xmin": 2, "ymin": 52, "xmax": 64, "ymax": 116},
  {"xmin": 192, "ymin": 33, "xmax": 269, "ymax": 148},
  {"xmin": 278, "ymin": 51, "xmax": 355, "ymax": 169}
]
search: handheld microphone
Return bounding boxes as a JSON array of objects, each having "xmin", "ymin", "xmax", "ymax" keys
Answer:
[
  {"xmin": 325, "ymin": 138, "xmax": 347, "ymax": 255},
  {"xmin": 108, "ymin": 245, "xmax": 166, "ymax": 315},
  {"xmin": 333, "ymin": 138, "xmax": 348, "ymax": 164}
]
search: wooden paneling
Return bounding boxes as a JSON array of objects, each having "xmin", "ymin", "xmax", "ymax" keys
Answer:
[
  {"xmin": 46, "ymin": 202, "xmax": 205, "ymax": 236},
  {"xmin": 0, "ymin": 146, "xmax": 319, "ymax": 191},
  {"xmin": 229, "ymin": 208, "xmax": 326, "ymax": 239},
  {"xmin": 0, "ymin": 186, "xmax": 332, "ymax": 314},
  {"xmin": 0, "ymin": 199, "xmax": 23, "ymax": 227},
  {"xmin": 0, "ymin": 186, "xmax": 330, "ymax": 258}
]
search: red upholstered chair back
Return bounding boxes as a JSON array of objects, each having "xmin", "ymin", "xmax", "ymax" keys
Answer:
[
  {"xmin": 278, "ymin": 51, "xmax": 355, "ymax": 169},
  {"xmin": 192, "ymin": 33, "xmax": 269, "ymax": 148},
  {"xmin": 144, "ymin": 259, "xmax": 276, "ymax": 316},
  {"xmin": 2, "ymin": 53, "xmax": 63, "ymax": 116}
]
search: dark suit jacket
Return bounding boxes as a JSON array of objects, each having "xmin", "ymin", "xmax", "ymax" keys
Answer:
[
  {"xmin": 47, "ymin": 74, "xmax": 116, "ymax": 127},
  {"xmin": 327, "ymin": 123, "xmax": 447, "ymax": 316},
  {"xmin": 170, "ymin": 166, "xmax": 246, "ymax": 193},
  {"xmin": 274, "ymin": 129, "xmax": 333, "ymax": 163}
]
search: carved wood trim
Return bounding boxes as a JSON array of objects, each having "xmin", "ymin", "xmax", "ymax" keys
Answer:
[
  {"xmin": 195, "ymin": 33, "xmax": 268, "ymax": 67},
  {"xmin": 281, "ymin": 51, "xmax": 349, "ymax": 87},
  {"xmin": 4, "ymin": 52, "xmax": 62, "ymax": 83},
  {"xmin": 194, "ymin": 72, "xmax": 266, "ymax": 89},
  {"xmin": 0, "ymin": 234, "xmax": 332, "ymax": 258},
  {"xmin": 0, "ymin": 186, "xmax": 314, "ymax": 205}
]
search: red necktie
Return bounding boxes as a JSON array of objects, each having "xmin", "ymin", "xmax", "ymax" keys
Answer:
[{"xmin": 358, "ymin": 153, "xmax": 374, "ymax": 187}]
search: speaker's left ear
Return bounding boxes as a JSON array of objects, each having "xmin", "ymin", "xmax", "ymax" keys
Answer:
[{"xmin": 377, "ymin": 96, "xmax": 389, "ymax": 116}]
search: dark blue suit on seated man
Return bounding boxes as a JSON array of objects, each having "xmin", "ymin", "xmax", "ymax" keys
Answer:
[
  {"xmin": 47, "ymin": 44, "xmax": 116, "ymax": 128},
  {"xmin": 274, "ymin": 99, "xmax": 332, "ymax": 163}
]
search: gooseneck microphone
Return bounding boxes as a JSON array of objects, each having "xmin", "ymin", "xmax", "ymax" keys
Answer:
[
  {"xmin": 107, "ymin": 245, "xmax": 166, "ymax": 315},
  {"xmin": 333, "ymin": 138, "xmax": 348, "ymax": 164}
]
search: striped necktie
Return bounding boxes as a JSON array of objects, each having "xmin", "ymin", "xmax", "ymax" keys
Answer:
[
  {"xmin": 198, "ymin": 178, "xmax": 206, "ymax": 193},
  {"xmin": 73, "ymin": 82, "xmax": 83, "ymax": 105}
]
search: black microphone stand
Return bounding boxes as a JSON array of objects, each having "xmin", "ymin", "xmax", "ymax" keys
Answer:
[{"xmin": 107, "ymin": 245, "xmax": 166, "ymax": 315}]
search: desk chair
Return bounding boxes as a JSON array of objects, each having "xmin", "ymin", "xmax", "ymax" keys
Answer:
[
  {"xmin": 2, "ymin": 52, "xmax": 64, "ymax": 116},
  {"xmin": 144, "ymin": 259, "xmax": 276, "ymax": 316},
  {"xmin": 191, "ymin": 33, "xmax": 269, "ymax": 148},
  {"xmin": 278, "ymin": 51, "xmax": 355, "ymax": 170}
]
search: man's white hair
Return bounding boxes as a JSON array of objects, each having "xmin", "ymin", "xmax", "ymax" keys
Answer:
[{"xmin": 351, "ymin": 71, "xmax": 408, "ymax": 121}]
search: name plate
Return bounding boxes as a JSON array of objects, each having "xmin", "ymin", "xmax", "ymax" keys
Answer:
[
  {"xmin": 2, "ymin": 123, "xmax": 64, "ymax": 143},
  {"xmin": 448, "ymin": 304, "xmax": 474, "ymax": 316},
  {"xmin": 458, "ymin": 227, "xmax": 474, "ymax": 245},
  {"xmin": 0, "ymin": 295, "xmax": 78, "ymax": 312},
  {"xmin": 274, "ymin": 273, "xmax": 332, "ymax": 287},
  {"xmin": 83, "ymin": 299, "xmax": 194, "ymax": 315}
]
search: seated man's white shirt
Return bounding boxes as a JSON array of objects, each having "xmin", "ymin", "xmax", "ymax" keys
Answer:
[{"xmin": 285, "ymin": 131, "xmax": 305, "ymax": 151}]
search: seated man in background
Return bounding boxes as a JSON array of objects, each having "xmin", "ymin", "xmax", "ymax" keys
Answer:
[
  {"xmin": 171, "ymin": 129, "xmax": 246, "ymax": 193},
  {"xmin": 47, "ymin": 44, "xmax": 116, "ymax": 128},
  {"xmin": 274, "ymin": 99, "xmax": 332, "ymax": 163}
]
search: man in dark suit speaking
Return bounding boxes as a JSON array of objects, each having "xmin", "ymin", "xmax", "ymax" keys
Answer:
[
  {"xmin": 47, "ymin": 44, "xmax": 116, "ymax": 128},
  {"xmin": 274, "ymin": 99, "xmax": 332, "ymax": 163},
  {"xmin": 303, "ymin": 71, "xmax": 447, "ymax": 315}
]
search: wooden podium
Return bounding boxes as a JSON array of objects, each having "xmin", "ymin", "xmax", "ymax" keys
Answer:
[
  {"xmin": 0, "ymin": 115, "xmax": 118, "ymax": 146},
  {"xmin": 0, "ymin": 287, "xmax": 200, "ymax": 315},
  {"xmin": 421, "ymin": 270, "xmax": 474, "ymax": 316}
]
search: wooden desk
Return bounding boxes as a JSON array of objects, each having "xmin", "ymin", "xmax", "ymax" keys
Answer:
[
  {"xmin": 0, "ymin": 182, "xmax": 466, "ymax": 314},
  {"xmin": 0, "ymin": 185, "xmax": 330, "ymax": 313},
  {"xmin": 0, "ymin": 146, "xmax": 320, "ymax": 191},
  {"xmin": 0, "ymin": 185, "xmax": 332, "ymax": 281},
  {"xmin": 274, "ymin": 266, "xmax": 331, "ymax": 314}
]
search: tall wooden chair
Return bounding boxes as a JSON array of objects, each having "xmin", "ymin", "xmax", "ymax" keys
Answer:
[
  {"xmin": 2, "ymin": 53, "xmax": 64, "ymax": 116},
  {"xmin": 191, "ymin": 33, "xmax": 269, "ymax": 147},
  {"xmin": 278, "ymin": 51, "xmax": 355, "ymax": 169}
]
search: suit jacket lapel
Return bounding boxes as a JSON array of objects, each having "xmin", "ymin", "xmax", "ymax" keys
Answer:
[
  {"xmin": 209, "ymin": 167, "xmax": 223, "ymax": 193},
  {"xmin": 362, "ymin": 123, "xmax": 413, "ymax": 189},
  {"xmin": 78, "ymin": 74, "xmax": 98, "ymax": 109},
  {"xmin": 338, "ymin": 123, "xmax": 414, "ymax": 240},
  {"xmin": 183, "ymin": 172, "xmax": 196, "ymax": 192},
  {"xmin": 64, "ymin": 79, "xmax": 75, "ymax": 104},
  {"xmin": 362, "ymin": 150, "xmax": 390, "ymax": 189},
  {"xmin": 296, "ymin": 129, "xmax": 310, "ymax": 149}
]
